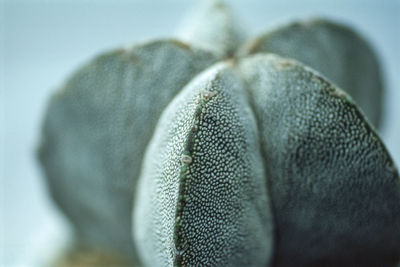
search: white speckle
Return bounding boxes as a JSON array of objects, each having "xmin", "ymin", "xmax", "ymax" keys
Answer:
[
  {"xmin": 181, "ymin": 154, "xmax": 193, "ymax": 164},
  {"xmin": 201, "ymin": 90, "xmax": 217, "ymax": 101},
  {"xmin": 174, "ymin": 240, "xmax": 189, "ymax": 256}
]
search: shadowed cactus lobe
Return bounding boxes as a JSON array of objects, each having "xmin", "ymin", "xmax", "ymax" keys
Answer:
[
  {"xmin": 38, "ymin": 40, "xmax": 218, "ymax": 264},
  {"xmin": 38, "ymin": 0, "xmax": 399, "ymax": 266},
  {"xmin": 239, "ymin": 54, "xmax": 399, "ymax": 266}
]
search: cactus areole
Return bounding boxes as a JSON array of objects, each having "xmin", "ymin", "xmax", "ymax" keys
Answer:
[{"xmin": 38, "ymin": 0, "xmax": 400, "ymax": 266}]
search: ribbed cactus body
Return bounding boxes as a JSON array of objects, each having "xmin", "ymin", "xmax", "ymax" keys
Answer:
[{"xmin": 38, "ymin": 1, "xmax": 400, "ymax": 266}]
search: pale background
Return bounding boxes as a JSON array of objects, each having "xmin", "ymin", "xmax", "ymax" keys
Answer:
[{"xmin": 1, "ymin": 0, "xmax": 399, "ymax": 266}]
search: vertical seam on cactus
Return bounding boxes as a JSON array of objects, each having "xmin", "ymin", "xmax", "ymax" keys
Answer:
[
  {"xmin": 234, "ymin": 62, "xmax": 280, "ymax": 265},
  {"xmin": 172, "ymin": 75, "xmax": 220, "ymax": 267},
  {"xmin": 172, "ymin": 93, "xmax": 205, "ymax": 267}
]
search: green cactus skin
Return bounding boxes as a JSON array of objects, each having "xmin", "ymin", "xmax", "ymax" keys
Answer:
[
  {"xmin": 239, "ymin": 19, "xmax": 384, "ymax": 128},
  {"xmin": 38, "ymin": 0, "xmax": 399, "ymax": 266},
  {"xmin": 133, "ymin": 63, "xmax": 274, "ymax": 266},
  {"xmin": 177, "ymin": 0, "xmax": 246, "ymax": 58}
]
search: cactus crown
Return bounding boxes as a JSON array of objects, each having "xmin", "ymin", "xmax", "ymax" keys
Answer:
[{"xmin": 39, "ymin": 0, "xmax": 400, "ymax": 266}]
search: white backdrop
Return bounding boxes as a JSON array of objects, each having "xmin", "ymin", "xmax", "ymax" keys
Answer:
[{"xmin": 2, "ymin": 0, "xmax": 399, "ymax": 265}]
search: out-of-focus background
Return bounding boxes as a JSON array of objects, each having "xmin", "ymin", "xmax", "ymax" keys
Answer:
[{"xmin": 1, "ymin": 0, "xmax": 399, "ymax": 266}]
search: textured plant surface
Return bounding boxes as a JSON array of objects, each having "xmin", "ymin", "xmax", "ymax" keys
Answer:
[{"xmin": 38, "ymin": 0, "xmax": 400, "ymax": 266}]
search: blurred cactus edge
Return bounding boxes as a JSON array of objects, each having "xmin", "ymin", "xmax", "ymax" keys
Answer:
[{"xmin": 37, "ymin": 0, "xmax": 400, "ymax": 266}]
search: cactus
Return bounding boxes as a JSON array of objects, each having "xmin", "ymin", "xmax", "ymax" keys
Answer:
[{"xmin": 38, "ymin": 0, "xmax": 400, "ymax": 266}]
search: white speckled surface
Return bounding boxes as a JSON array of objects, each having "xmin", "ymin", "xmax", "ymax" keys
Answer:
[{"xmin": 2, "ymin": 0, "xmax": 399, "ymax": 265}]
